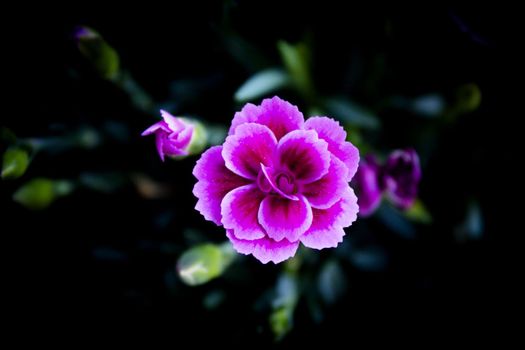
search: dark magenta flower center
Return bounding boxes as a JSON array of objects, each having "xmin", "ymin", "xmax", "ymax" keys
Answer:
[
  {"xmin": 257, "ymin": 165, "xmax": 298, "ymax": 200},
  {"xmin": 275, "ymin": 173, "xmax": 296, "ymax": 195}
]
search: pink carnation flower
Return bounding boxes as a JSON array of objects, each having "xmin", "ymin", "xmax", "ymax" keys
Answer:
[{"xmin": 193, "ymin": 97, "xmax": 360, "ymax": 264}]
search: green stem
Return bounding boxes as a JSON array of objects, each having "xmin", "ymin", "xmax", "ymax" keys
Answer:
[{"xmin": 113, "ymin": 70, "xmax": 156, "ymax": 114}]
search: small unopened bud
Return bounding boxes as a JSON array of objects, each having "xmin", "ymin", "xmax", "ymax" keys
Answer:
[
  {"xmin": 142, "ymin": 110, "xmax": 208, "ymax": 161},
  {"xmin": 74, "ymin": 26, "xmax": 120, "ymax": 80}
]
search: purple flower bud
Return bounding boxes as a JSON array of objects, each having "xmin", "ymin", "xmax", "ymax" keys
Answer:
[
  {"xmin": 73, "ymin": 26, "xmax": 98, "ymax": 41},
  {"xmin": 142, "ymin": 110, "xmax": 205, "ymax": 161},
  {"xmin": 382, "ymin": 148, "xmax": 421, "ymax": 209},
  {"xmin": 353, "ymin": 155, "xmax": 382, "ymax": 216}
]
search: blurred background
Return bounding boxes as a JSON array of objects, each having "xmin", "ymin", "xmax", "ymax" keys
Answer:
[{"xmin": 3, "ymin": 2, "xmax": 517, "ymax": 345}]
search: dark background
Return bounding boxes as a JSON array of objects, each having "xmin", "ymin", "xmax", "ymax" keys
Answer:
[{"xmin": 3, "ymin": 2, "xmax": 518, "ymax": 345}]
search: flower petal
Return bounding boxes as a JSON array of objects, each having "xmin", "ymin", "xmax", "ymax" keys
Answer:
[
  {"xmin": 167, "ymin": 124, "xmax": 193, "ymax": 153},
  {"xmin": 305, "ymin": 117, "xmax": 360, "ymax": 180},
  {"xmin": 222, "ymin": 123, "xmax": 277, "ymax": 179},
  {"xmin": 141, "ymin": 121, "xmax": 170, "ymax": 136},
  {"xmin": 353, "ymin": 156, "xmax": 382, "ymax": 216},
  {"xmin": 300, "ymin": 186, "xmax": 358, "ymax": 249},
  {"xmin": 383, "ymin": 148, "xmax": 421, "ymax": 209},
  {"xmin": 226, "ymin": 230, "xmax": 299, "ymax": 264},
  {"xmin": 160, "ymin": 109, "xmax": 184, "ymax": 132},
  {"xmin": 157, "ymin": 128, "xmax": 192, "ymax": 159},
  {"xmin": 278, "ymin": 129, "xmax": 330, "ymax": 183},
  {"xmin": 258, "ymin": 194, "xmax": 312, "ymax": 242},
  {"xmin": 304, "ymin": 116, "xmax": 346, "ymax": 143},
  {"xmin": 169, "ymin": 124, "xmax": 193, "ymax": 142},
  {"xmin": 302, "ymin": 155, "xmax": 349, "ymax": 209},
  {"xmin": 229, "ymin": 96, "xmax": 304, "ymax": 140},
  {"xmin": 193, "ymin": 146, "xmax": 250, "ymax": 225},
  {"xmin": 302, "ymin": 226, "xmax": 346, "ymax": 250},
  {"xmin": 221, "ymin": 184, "xmax": 266, "ymax": 240},
  {"xmin": 155, "ymin": 132, "xmax": 167, "ymax": 161}
]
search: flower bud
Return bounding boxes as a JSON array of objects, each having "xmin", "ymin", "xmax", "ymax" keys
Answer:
[
  {"xmin": 142, "ymin": 110, "xmax": 207, "ymax": 161},
  {"xmin": 382, "ymin": 148, "xmax": 421, "ymax": 209}
]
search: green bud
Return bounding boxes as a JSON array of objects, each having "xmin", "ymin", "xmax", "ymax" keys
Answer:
[
  {"xmin": 75, "ymin": 26, "xmax": 120, "ymax": 80},
  {"xmin": 184, "ymin": 118, "xmax": 208, "ymax": 156}
]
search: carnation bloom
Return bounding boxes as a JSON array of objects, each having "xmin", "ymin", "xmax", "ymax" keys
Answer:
[
  {"xmin": 142, "ymin": 110, "xmax": 205, "ymax": 161},
  {"xmin": 193, "ymin": 96, "xmax": 359, "ymax": 264},
  {"xmin": 382, "ymin": 148, "xmax": 421, "ymax": 209},
  {"xmin": 354, "ymin": 148, "xmax": 421, "ymax": 216}
]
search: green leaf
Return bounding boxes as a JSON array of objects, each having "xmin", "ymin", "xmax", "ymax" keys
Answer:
[
  {"xmin": 317, "ymin": 260, "xmax": 346, "ymax": 304},
  {"xmin": 234, "ymin": 68, "xmax": 291, "ymax": 102},
  {"xmin": 270, "ymin": 272, "xmax": 299, "ymax": 341},
  {"xmin": 73, "ymin": 126, "xmax": 101, "ymax": 149},
  {"xmin": 389, "ymin": 94, "xmax": 446, "ymax": 118},
  {"xmin": 411, "ymin": 94, "xmax": 446, "ymax": 117},
  {"xmin": 273, "ymin": 273, "xmax": 299, "ymax": 309},
  {"xmin": 13, "ymin": 178, "xmax": 55, "ymax": 210},
  {"xmin": 2, "ymin": 147, "xmax": 29, "ymax": 179},
  {"xmin": 455, "ymin": 201, "xmax": 484, "ymax": 242},
  {"xmin": 270, "ymin": 307, "xmax": 293, "ymax": 341},
  {"xmin": 324, "ymin": 97, "xmax": 380, "ymax": 130},
  {"xmin": 12, "ymin": 178, "xmax": 74, "ymax": 210},
  {"xmin": 177, "ymin": 242, "xmax": 235, "ymax": 286},
  {"xmin": 277, "ymin": 40, "xmax": 314, "ymax": 100},
  {"xmin": 404, "ymin": 199, "xmax": 433, "ymax": 224},
  {"xmin": 53, "ymin": 180, "xmax": 75, "ymax": 197},
  {"xmin": 76, "ymin": 26, "xmax": 120, "ymax": 80}
]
